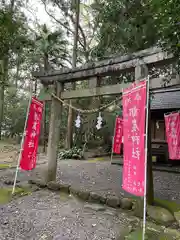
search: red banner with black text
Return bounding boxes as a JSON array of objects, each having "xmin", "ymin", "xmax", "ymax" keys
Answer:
[
  {"xmin": 122, "ymin": 81, "xmax": 147, "ymax": 196},
  {"xmin": 165, "ymin": 112, "xmax": 180, "ymax": 160},
  {"xmin": 20, "ymin": 97, "xmax": 44, "ymax": 171},
  {"xmin": 113, "ymin": 117, "xmax": 123, "ymax": 154}
]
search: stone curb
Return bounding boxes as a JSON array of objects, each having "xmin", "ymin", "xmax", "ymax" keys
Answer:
[
  {"xmin": 28, "ymin": 179, "xmax": 133, "ymax": 210},
  {"xmin": 29, "ymin": 179, "xmax": 180, "ymax": 238}
]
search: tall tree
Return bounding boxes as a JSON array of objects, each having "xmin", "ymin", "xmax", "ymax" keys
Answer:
[
  {"xmin": 41, "ymin": 0, "xmax": 99, "ymax": 148},
  {"xmin": 31, "ymin": 24, "xmax": 69, "ymax": 69},
  {"xmin": 0, "ymin": 0, "xmax": 28, "ymax": 139},
  {"xmin": 31, "ymin": 24, "xmax": 69, "ymax": 150},
  {"xmin": 65, "ymin": 0, "xmax": 80, "ymax": 149}
]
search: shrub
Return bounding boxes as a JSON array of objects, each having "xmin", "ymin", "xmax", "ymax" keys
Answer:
[{"xmin": 58, "ymin": 147, "xmax": 83, "ymax": 160}]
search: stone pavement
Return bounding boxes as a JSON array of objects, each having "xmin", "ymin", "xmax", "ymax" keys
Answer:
[{"xmin": 55, "ymin": 160, "xmax": 180, "ymax": 203}]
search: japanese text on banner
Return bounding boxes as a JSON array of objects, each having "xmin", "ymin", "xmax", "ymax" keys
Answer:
[
  {"xmin": 122, "ymin": 80, "xmax": 147, "ymax": 196},
  {"xmin": 165, "ymin": 112, "xmax": 180, "ymax": 160},
  {"xmin": 20, "ymin": 97, "xmax": 44, "ymax": 171},
  {"xmin": 113, "ymin": 117, "xmax": 123, "ymax": 154}
]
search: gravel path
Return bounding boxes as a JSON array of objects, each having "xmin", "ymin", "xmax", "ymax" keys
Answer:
[
  {"xmin": 0, "ymin": 160, "xmax": 180, "ymax": 239},
  {"xmin": 0, "ymin": 190, "xmax": 136, "ymax": 240},
  {"xmin": 0, "ymin": 160, "xmax": 180, "ymax": 203},
  {"xmin": 56, "ymin": 160, "xmax": 180, "ymax": 203}
]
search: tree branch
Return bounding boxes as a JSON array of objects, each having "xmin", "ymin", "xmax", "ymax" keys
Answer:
[
  {"xmin": 53, "ymin": 0, "xmax": 87, "ymax": 53},
  {"xmin": 41, "ymin": 0, "xmax": 86, "ymax": 51},
  {"xmin": 41, "ymin": 0, "xmax": 72, "ymax": 34}
]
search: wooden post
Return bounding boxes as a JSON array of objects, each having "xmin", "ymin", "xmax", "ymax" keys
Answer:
[
  {"xmin": 47, "ymin": 82, "xmax": 64, "ymax": 182},
  {"xmin": 135, "ymin": 61, "xmax": 154, "ymax": 205}
]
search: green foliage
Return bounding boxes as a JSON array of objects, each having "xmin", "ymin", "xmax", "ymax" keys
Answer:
[
  {"xmin": 0, "ymin": 1, "xmax": 70, "ymax": 140},
  {"xmin": 92, "ymin": 0, "xmax": 159, "ymax": 59},
  {"xmin": 92, "ymin": 0, "xmax": 180, "ymax": 62},
  {"xmin": 3, "ymin": 87, "xmax": 27, "ymax": 138},
  {"xmin": 0, "ymin": 3, "xmax": 28, "ymax": 57},
  {"xmin": 151, "ymin": 0, "xmax": 180, "ymax": 60},
  {"xmin": 58, "ymin": 147, "xmax": 83, "ymax": 160},
  {"xmin": 30, "ymin": 24, "xmax": 69, "ymax": 69}
]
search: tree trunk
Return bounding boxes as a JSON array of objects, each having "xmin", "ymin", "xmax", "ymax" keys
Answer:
[
  {"xmin": 0, "ymin": 0, "xmax": 14, "ymax": 139},
  {"xmin": 0, "ymin": 58, "xmax": 8, "ymax": 140},
  {"xmin": 15, "ymin": 52, "xmax": 20, "ymax": 89},
  {"xmin": 10, "ymin": 0, "xmax": 15, "ymax": 11},
  {"xmin": 66, "ymin": 0, "xmax": 80, "ymax": 149},
  {"xmin": 0, "ymin": 84, "xmax": 5, "ymax": 140},
  {"xmin": 42, "ymin": 53, "xmax": 49, "ymax": 152}
]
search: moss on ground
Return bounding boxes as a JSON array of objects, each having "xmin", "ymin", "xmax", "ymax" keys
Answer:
[
  {"xmin": 131, "ymin": 196, "xmax": 180, "ymax": 214},
  {"xmin": 88, "ymin": 158, "xmax": 105, "ymax": 162},
  {"xmin": 0, "ymin": 163, "xmax": 12, "ymax": 169},
  {"xmin": 0, "ymin": 187, "xmax": 32, "ymax": 204},
  {"xmin": 125, "ymin": 228, "xmax": 173, "ymax": 240},
  {"xmin": 59, "ymin": 192, "xmax": 71, "ymax": 202},
  {"xmin": 154, "ymin": 198, "xmax": 180, "ymax": 214}
]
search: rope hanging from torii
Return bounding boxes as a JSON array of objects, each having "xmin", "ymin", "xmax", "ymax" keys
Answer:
[
  {"xmin": 51, "ymin": 93, "xmax": 122, "ymax": 130},
  {"xmin": 51, "ymin": 93, "xmax": 122, "ymax": 114},
  {"xmin": 50, "ymin": 72, "xmax": 158, "ymax": 129}
]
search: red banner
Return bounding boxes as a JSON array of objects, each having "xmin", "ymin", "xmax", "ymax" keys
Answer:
[
  {"xmin": 113, "ymin": 117, "xmax": 123, "ymax": 154},
  {"xmin": 122, "ymin": 80, "xmax": 147, "ymax": 196},
  {"xmin": 165, "ymin": 112, "xmax": 180, "ymax": 160},
  {"xmin": 20, "ymin": 97, "xmax": 44, "ymax": 170}
]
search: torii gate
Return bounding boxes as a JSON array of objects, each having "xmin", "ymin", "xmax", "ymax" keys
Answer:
[{"xmin": 33, "ymin": 47, "xmax": 175, "ymax": 203}]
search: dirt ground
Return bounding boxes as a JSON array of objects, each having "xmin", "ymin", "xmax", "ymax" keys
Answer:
[{"xmin": 0, "ymin": 142, "xmax": 19, "ymax": 165}]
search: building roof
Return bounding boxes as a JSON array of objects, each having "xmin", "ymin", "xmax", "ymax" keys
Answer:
[{"xmin": 151, "ymin": 87, "xmax": 180, "ymax": 110}]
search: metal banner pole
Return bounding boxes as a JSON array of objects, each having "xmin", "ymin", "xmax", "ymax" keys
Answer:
[
  {"xmin": 110, "ymin": 115, "xmax": 118, "ymax": 164},
  {"xmin": 110, "ymin": 137, "xmax": 114, "ymax": 163},
  {"xmin": 142, "ymin": 75, "xmax": 150, "ymax": 240},
  {"xmin": 12, "ymin": 82, "xmax": 33, "ymax": 195}
]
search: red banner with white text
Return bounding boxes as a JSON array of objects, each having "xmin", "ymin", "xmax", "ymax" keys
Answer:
[
  {"xmin": 20, "ymin": 97, "xmax": 44, "ymax": 170},
  {"xmin": 122, "ymin": 80, "xmax": 147, "ymax": 196},
  {"xmin": 113, "ymin": 117, "xmax": 123, "ymax": 154},
  {"xmin": 165, "ymin": 112, "xmax": 180, "ymax": 160}
]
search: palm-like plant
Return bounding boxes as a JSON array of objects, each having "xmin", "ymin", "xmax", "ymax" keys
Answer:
[
  {"xmin": 32, "ymin": 24, "xmax": 70, "ymax": 70},
  {"xmin": 30, "ymin": 24, "xmax": 70, "ymax": 152}
]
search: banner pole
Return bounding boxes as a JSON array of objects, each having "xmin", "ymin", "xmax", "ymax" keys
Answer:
[
  {"xmin": 12, "ymin": 82, "xmax": 33, "ymax": 195},
  {"xmin": 111, "ymin": 115, "xmax": 118, "ymax": 164},
  {"xmin": 142, "ymin": 76, "xmax": 150, "ymax": 240},
  {"xmin": 110, "ymin": 124, "xmax": 116, "ymax": 164}
]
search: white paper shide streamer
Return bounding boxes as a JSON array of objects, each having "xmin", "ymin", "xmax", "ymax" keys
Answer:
[
  {"xmin": 75, "ymin": 114, "xmax": 81, "ymax": 128},
  {"xmin": 96, "ymin": 112, "xmax": 103, "ymax": 130}
]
